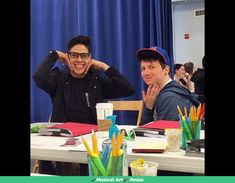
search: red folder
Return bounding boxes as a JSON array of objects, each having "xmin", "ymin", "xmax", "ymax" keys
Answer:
[
  {"xmin": 140, "ymin": 120, "xmax": 180, "ymax": 130},
  {"xmin": 39, "ymin": 122, "xmax": 98, "ymax": 137}
]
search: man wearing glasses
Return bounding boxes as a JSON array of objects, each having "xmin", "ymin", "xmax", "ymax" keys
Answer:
[
  {"xmin": 33, "ymin": 35, "xmax": 135, "ymax": 175},
  {"xmin": 34, "ymin": 35, "xmax": 135, "ymax": 124}
]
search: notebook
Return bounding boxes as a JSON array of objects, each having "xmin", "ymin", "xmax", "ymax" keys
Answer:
[
  {"xmin": 140, "ymin": 120, "xmax": 180, "ymax": 129},
  {"xmin": 134, "ymin": 120, "xmax": 180, "ymax": 137},
  {"xmin": 132, "ymin": 142, "xmax": 168, "ymax": 153},
  {"xmin": 39, "ymin": 122, "xmax": 98, "ymax": 137}
]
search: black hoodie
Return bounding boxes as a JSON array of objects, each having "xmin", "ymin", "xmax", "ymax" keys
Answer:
[
  {"xmin": 191, "ymin": 68, "xmax": 205, "ymax": 103},
  {"xmin": 141, "ymin": 80, "xmax": 200, "ymax": 124}
]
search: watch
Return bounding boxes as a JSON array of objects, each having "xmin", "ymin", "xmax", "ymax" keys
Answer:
[{"xmin": 49, "ymin": 50, "xmax": 59, "ymax": 58}]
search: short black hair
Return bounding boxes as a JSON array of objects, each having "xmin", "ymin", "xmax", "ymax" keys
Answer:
[
  {"xmin": 184, "ymin": 62, "xmax": 194, "ymax": 75},
  {"xmin": 141, "ymin": 56, "xmax": 167, "ymax": 69},
  {"xmin": 67, "ymin": 35, "xmax": 92, "ymax": 53},
  {"xmin": 174, "ymin": 63, "xmax": 183, "ymax": 73}
]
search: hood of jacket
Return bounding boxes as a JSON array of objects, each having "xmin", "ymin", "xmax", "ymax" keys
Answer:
[{"xmin": 158, "ymin": 80, "xmax": 200, "ymax": 106}]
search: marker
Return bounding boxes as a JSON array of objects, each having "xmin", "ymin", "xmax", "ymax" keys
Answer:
[{"xmin": 85, "ymin": 93, "xmax": 91, "ymax": 107}]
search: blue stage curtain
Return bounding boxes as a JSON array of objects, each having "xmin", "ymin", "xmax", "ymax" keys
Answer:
[{"xmin": 30, "ymin": 0, "xmax": 173, "ymax": 125}]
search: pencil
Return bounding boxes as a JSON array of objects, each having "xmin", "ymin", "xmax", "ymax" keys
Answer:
[
  {"xmin": 200, "ymin": 103, "xmax": 205, "ymax": 119},
  {"xmin": 189, "ymin": 106, "xmax": 192, "ymax": 121},
  {"xmin": 177, "ymin": 105, "xmax": 183, "ymax": 117},
  {"xmin": 116, "ymin": 132, "xmax": 124, "ymax": 156},
  {"xmin": 82, "ymin": 136, "xmax": 93, "ymax": 156},
  {"xmin": 91, "ymin": 129, "xmax": 99, "ymax": 156},
  {"xmin": 197, "ymin": 103, "xmax": 201, "ymax": 121},
  {"xmin": 184, "ymin": 106, "xmax": 188, "ymax": 118},
  {"xmin": 111, "ymin": 133, "xmax": 116, "ymax": 157}
]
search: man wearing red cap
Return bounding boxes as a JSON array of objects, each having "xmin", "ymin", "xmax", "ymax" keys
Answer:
[{"xmin": 136, "ymin": 47, "xmax": 199, "ymax": 124}]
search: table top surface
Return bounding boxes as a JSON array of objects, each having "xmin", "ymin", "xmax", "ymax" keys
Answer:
[{"xmin": 31, "ymin": 123, "xmax": 204, "ymax": 174}]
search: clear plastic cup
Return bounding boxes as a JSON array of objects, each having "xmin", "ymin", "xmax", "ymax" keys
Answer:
[
  {"xmin": 130, "ymin": 160, "xmax": 159, "ymax": 176},
  {"xmin": 165, "ymin": 128, "xmax": 182, "ymax": 152}
]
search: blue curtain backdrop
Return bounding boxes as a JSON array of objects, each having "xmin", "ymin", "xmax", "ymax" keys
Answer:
[{"xmin": 30, "ymin": 0, "xmax": 174, "ymax": 125}]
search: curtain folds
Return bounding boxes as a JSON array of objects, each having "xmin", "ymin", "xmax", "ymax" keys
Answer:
[{"xmin": 30, "ymin": 0, "xmax": 173, "ymax": 124}]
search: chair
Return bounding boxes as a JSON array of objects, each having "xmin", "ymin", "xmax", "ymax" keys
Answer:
[
  {"xmin": 108, "ymin": 100, "xmax": 144, "ymax": 126},
  {"xmin": 32, "ymin": 160, "xmax": 40, "ymax": 173}
]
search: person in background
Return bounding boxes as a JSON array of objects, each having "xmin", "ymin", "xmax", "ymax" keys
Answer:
[
  {"xmin": 33, "ymin": 35, "xmax": 135, "ymax": 175},
  {"xmin": 184, "ymin": 61, "xmax": 195, "ymax": 92},
  {"xmin": 174, "ymin": 63, "xmax": 194, "ymax": 92},
  {"xmin": 136, "ymin": 47, "xmax": 199, "ymax": 124},
  {"xmin": 184, "ymin": 62, "xmax": 194, "ymax": 77},
  {"xmin": 191, "ymin": 56, "xmax": 205, "ymax": 103}
]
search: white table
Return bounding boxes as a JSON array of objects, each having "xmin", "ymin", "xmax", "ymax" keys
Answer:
[
  {"xmin": 31, "ymin": 123, "xmax": 204, "ymax": 174},
  {"xmin": 30, "ymin": 173, "xmax": 55, "ymax": 176}
]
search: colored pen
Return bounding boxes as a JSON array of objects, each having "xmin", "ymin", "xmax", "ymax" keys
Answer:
[
  {"xmin": 91, "ymin": 129, "xmax": 99, "ymax": 156},
  {"xmin": 197, "ymin": 104, "xmax": 202, "ymax": 121},
  {"xmin": 184, "ymin": 106, "xmax": 188, "ymax": 118},
  {"xmin": 82, "ymin": 136, "xmax": 93, "ymax": 156},
  {"xmin": 177, "ymin": 105, "xmax": 183, "ymax": 117},
  {"xmin": 111, "ymin": 133, "xmax": 117, "ymax": 157}
]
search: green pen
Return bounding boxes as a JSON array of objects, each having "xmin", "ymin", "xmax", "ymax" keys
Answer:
[
  {"xmin": 91, "ymin": 156, "xmax": 108, "ymax": 176},
  {"xmin": 182, "ymin": 116, "xmax": 192, "ymax": 140}
]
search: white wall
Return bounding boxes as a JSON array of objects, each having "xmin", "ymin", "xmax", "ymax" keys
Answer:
[{"xmin": 172, "ymin": 1, "xmax": 204, "ymax": 68}]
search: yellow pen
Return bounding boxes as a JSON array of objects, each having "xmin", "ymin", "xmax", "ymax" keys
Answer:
[
  {"xmin": 193, "ymin": 106, "xmax": 197, "ymax": 121},
  {"xmin": 184, "ymin": 106, "xmax": 188, "ymax": 118},
  {"xmin": 116, "ymin": 132, "xmax": 124, "ymax": 156},
  {"xmin": 190, "ymin": 106, "xmax": 193, "ymax": 121},
  {"xmin": 82, "ymin": 136, "xmax": 93, "ymax": 157},
  {"xmin": 111, "ymin": 133, "xmax": 116, "ymax": 157},
  {"xmin": 177, "ymin": 105, "xmax": 183, "ymax": 117},
  {"xmin": 91, "ymin": 129, "xmax": 99, "ymax": 156}
]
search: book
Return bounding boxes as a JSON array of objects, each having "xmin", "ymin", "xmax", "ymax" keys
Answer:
[
  {"xmin": 132, "ymin": 142, "xmax": 168, "ymax": 153},
  {"xmin": 140, "ymin": 120, "xmax": 180, "ymax": 129},
  {"xmin": 39, "ymin": 122, "xmax": 98, "ymax": 137},
  {"xmin": 134, "ymin": 128, "xmax": 165, "ymax": 137},
  {"xmin": 134, "ymin": 120, "xmax": 180, "ymax": 137}
]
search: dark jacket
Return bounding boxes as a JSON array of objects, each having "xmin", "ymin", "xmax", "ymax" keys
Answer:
[
  {"xmin": 191, "ymin": 68, "xmax": 205, "ymax": 103},
  {"xmin": 141, "ymin": 80, "xmax": 199, "ymax": 124},
  {"xmin": 33, "ymin": 51, "xmax": 135, "ymax": 124}
]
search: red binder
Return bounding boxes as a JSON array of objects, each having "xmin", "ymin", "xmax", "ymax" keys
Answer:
[
  {"xmin": 140, "ymin": 120, "xmax": 180, "ymax": 130},
  {"xmin": 39, "ymin": 122, "xmax": 98, "ymax": 137}
]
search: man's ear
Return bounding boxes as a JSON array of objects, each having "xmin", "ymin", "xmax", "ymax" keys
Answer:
[{"xmin": 164, "ymin": 65, "xmax": 170, "ymax": 75}]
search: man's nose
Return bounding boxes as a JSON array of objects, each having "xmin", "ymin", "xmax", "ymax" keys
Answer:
[
  {"xmin": 143, "ymin": 69, "xmax": 151, "ymax": 75},
  {"xmin": 76, "ymin": 55, "xmax": 83, "ymax": 61}
]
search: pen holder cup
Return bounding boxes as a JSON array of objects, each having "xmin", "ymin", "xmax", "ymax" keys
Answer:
[
  {"xmin": 102, "ymin": 138, "xmax": 128, "ymax": 176},
  {"xmin": 87, "ymin": 153, "xmax": 124, "ymax": 176},
  {"xmin": 180, "ymin": 119, "xmax": 201, "ymax": 150}
]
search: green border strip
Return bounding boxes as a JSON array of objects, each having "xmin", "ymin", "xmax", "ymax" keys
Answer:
[{"xmin": 1, "ymin": 176, "xmax": 235, "ymax": 183}]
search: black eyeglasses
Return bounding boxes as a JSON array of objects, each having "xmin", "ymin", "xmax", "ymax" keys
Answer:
[
  {"xmin": 120, "ymin": 129, "xmax": 136, "ymax": 141},
  {"xmin": 68, "ymin": 52, "xmax": 90, "ymax": 60}
]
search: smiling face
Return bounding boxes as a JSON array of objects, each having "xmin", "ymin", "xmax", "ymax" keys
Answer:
[
  {"xmin": 140, "ymin": 60, "xmax": 170, "ymax": 88},
  {"xmin": 175, "ymin": 65, "xmax": 186, "ymax": 79},
  {"xmin": 68, "ymin": 44, "xmax": 91, "ymax": 77}
]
